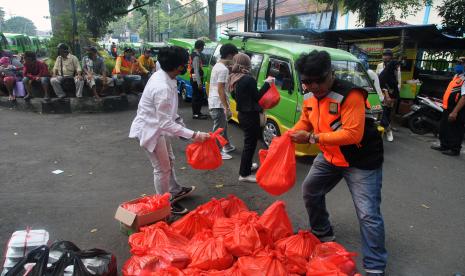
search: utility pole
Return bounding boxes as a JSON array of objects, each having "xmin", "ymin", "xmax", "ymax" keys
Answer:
[
  {"xmin": 254, "ymin": 0, "xmax": 259, "ymax": 31},
  {"xmin": 271, "ymin": 0, "xmax": 276, "ymax": 30},
  {"xmin": 244, "ymin": 0, "xmax": 249, "ymax": 32},
  {"xmin": 248, "ymin": 0, "xmax": 255, "ymax": 31}
]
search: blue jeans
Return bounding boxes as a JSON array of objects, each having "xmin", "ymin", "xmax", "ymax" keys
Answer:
[{"xmin": 302, "ymin": 154, "xmax": 387, "ymax": 272}]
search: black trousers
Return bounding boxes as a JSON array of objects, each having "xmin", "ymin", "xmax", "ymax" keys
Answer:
[
  {"xmin": 190, "ymin": 79, "xmax": 203, "ymax": 115},
  {"xmin": 238, "ymin": 111, "xmax": 261, "ymax": 177},
  {"xmin": 439, "ymin": 109, "xmax": 465, "ymax": 152}
]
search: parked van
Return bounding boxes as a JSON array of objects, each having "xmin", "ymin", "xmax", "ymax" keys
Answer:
[
  {"xmin": 168, "ymin": 38, "xmax": 218, "ymax": 101},
  {"xmin": 3, "ymin": 33, "xmax": 34, "ymax": 53},
  {"xmin": 218, "ymin": 34, "xmax": 383, "ymax": 156},
  {"xmin": 0, "ymin": 33, "xmax": 9, "ymax": 53}
]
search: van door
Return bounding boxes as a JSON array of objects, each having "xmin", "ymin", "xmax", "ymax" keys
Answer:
[{"xmin": 266, "ymin": 57, "xmax": 298, "ymax": 128}]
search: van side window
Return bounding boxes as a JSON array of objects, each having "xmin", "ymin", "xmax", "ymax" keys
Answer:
[
  {"xmin": 267, "ymin": 59, "xmax": 293, "ymax": 91},
  {"xmin": 247, "ymin": 53, "xmax": 263, "ymax": 80},
  {"xmin": 210, "ymin": 44, "xmax": 222, "ymax": 66}
]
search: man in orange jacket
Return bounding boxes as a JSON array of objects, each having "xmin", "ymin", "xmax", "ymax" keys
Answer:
[
  {"xmin": 290, "ymin": 50, "xmax": 386, "ymax": 276},
  {"xmin": 112, "ymin": 47, "xmax": 145, "ymax": 95},
  {"xmin": 431, "ymin": 57, "xmax": 465, "ymax": 156}
]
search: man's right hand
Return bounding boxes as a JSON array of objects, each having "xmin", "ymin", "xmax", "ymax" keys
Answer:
[
  {"xmin": 192, "ymin": 131, "xmax": 210, "ymax": 143},
  {"xmin": 290, "ymin": 130, "xmax": 311, "ymax": 144}
]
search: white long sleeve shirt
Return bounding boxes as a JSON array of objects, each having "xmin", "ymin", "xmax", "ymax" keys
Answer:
[
  {"xmin": 367, "ymin": 69, "xmax": 384, "ymax": 102},
  {"xmin": 129, "ymin": 69, "xmax": 194, "ymax": 152}
]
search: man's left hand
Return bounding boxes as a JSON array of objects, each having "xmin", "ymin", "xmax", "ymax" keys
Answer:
[{"xmin": 449, "ymin": 112, "xmax": 458, "ymax": 122}]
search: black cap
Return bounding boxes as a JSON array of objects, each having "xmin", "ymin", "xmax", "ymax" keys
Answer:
[
  {"xmin": 382, "ymin": 49, "xmax": 393, "ymax": 56},
  {"xmin": 57, "ymin": 43, "xmax": 69, "ymax": 51},
  {"xmin": 124, "ymin": 47, "xmax": 134, "ymax": 53},
  {"xmin": 85, "ymin": 46, "xmax": 98, "ymax": 53}
]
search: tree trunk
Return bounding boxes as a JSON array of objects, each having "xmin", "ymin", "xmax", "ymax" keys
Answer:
[
  {"xmin": 208, "ymin": 0, "xmax": 217, "ymax": 41},
  {"xmin": 48, "ymin": 0, "xmax": 70, "ymax": 35},
  {"xmin": 329, "ymin": 0, "xmax": 338, "ymax": 29},
  {"xmin": 318, "ymin": 1, "xmax": 331, "ymax": 29},
  {"xmin": 364, "ymin": 0, "xmax": 380, "ymax": 27}
]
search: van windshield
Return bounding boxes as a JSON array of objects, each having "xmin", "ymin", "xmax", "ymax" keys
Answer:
[{"xmin": 332, "ymin": 60, "xmax": 375, "ymax": 93}]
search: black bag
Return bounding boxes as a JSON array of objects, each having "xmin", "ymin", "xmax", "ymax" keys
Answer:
[{"xmin": 5, "ymin": 246, "xmax": 49, "ymax": 276}]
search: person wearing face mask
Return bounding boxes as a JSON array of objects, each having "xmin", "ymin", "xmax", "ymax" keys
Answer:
[
  {"xmin": 129, "ymin": 46, "xmax": 210, "ymax": 215},
  {"xmin": 82, "ymin": 46, "xmax": 114, "ymax": 100},
  {"xmin": 112, "ymin": 47, "xmax": 144, "ymax": 95},
  {"xmin": 431, "ymin": 57, "xmax": 465, "ymax": 156},
  {"xmin": 290, "ymin": 50, "xmax": 386, "ymax": 276}
]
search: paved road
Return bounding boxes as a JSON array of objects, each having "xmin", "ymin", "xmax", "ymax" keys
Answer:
[{"xmin": 0, "ymin": 101, "xmax": 464, "ymax": 275}]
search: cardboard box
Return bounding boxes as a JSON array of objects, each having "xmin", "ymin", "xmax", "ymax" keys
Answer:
[{"xmin": 114, "ymin": 196, "xmax": 171, "ymax": 233}]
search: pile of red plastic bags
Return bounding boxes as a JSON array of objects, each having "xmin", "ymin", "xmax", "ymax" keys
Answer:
[{"xmin": 122, "ymin": 195, "xmax": 361, "ymax": 276}]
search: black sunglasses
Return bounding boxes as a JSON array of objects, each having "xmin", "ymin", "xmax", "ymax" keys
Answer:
[{"xmin": 300, "ymin": 70, "xmax": 332, "ymax": 85}]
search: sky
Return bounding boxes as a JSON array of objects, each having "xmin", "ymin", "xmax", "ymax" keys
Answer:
[{"xmin": 1, "ymin": 0, "xmax": 52, "ymax": 31}]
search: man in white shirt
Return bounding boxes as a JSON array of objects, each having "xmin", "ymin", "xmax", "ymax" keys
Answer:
[
  {"xmin": 208, "ymin": 44, "xmax": 239, "ymax": 160},
  {"xmin": 376, "ymin": 49, "xmax": 401, "ymax": 91},
  {"xmin": 129, "ymin": 46, "xmax": 209, "ymax": 215}
]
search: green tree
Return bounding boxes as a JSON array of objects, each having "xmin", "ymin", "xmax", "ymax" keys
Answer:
[
  {"xmin": 3, "ymin": 16, "xmax": 37, "ymax": 35},
  {"xmin": 184, "ymin": 1, "xmax": 208, "ymax": 38},
  {"xmin": 0, "ymin": 7, "xmax": 5, "ymax": 29},
  {"xmin": 288, "ymin": 15, "xmax": 301, "ymax": 29},
  {"xmin": 438, "ymin": 0, "xmax": 465, "ymax": 37},
  {"xmin": 207, "ymin": 0, "xmax": 217, "ymax": 40}
]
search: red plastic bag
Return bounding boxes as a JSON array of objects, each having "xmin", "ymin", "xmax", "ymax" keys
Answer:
[
  {"xmin": 307, "ymin": 258, "xmax": 348, "ymax": 276},
  {"xmin": 258, "ymin": 201, "xmax": 293, "ymax": 242},
  {"xmin": 122, "ymin": 255, "xmax": 158, "ymax": 276},
  {"xmin": 140, "ymin": 266, "xmax": 185, "ymax": 276},
  {"xmin": 258, "ymin": 149, "xmax": 268, "ymax": 164},
  {"xmin": 220, "ymin": 195, "xmax": 249, "ymax": 217},
  {"xmin": 256, "ymin": 131, "xmax": 296, "ymax": 196},
  {"xmin": 259, "ymin": 82, "xmax": 280, "ymax": 109},
  {"xmin": 186, "ymin": 128, "xmax": 228, "ymax": 170},
  {"xmin": 231, "ymin": 210, "xmax": 260, "ymax": 224},
  {"xmin": 205, "ymin": 262, "xmax": 242, "ymax": 276},
  {"xmin": 275, "ymin": 230, "xmax": 321, "ymax": 260},
  {"xmin": 193, "ymin": 198, "xmax": 226, "ymax": 221},
  {"xmin": 121, "ymin": 193, "xmax": 170, "ymax": 215},
  {"xmin": 285, "ymin": 254, "xmax": 307, "ymax": 275},
  {"xmin": 129, "ymin": 222, "xmax": 189, "ymax": 255},
  {"xmin": 149, "ymin": 245, "xmax": 191, "ymax": 269},
  {"xmin": 224, "ymin": 221, "xmax": 263, "ymax": 257},
  {"xmin": 309, "ymin": 242, "xmax": 358, "ymax": 276},
  {"xmin": 237, "ymin": 248, "xmax": 289, "ymax": 276},
  {"xmin": 212, "ymin": 217, "xmax": 239, "ymax": 237},
  {"xmin": 188, "ymin": 229, "xmax": 215, "ymax": 254},
  {"xmin": 188, "ymin": 237, "xmax": 234, "ymax": 271},
  {"xmin": 171, "ymin": 212, "xmax": 213, "ymax": 239}
]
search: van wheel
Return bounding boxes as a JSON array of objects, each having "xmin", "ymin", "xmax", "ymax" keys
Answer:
[
  {"xmin": 263, "ymin": 119, "xmax": 280, "ymax": 147},
  {"xmin": 180, "ymin": 84, "xmax": 189, "ymax": 102}
]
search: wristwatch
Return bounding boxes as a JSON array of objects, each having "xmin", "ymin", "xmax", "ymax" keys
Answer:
[{"xmin": 309, "ymin": 133, "xmax": 316, "ymax": 144}]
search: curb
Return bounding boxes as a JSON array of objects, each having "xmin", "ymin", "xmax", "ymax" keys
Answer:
[{"xmin": 0, "ymin": 95, "xmax": 140, "ymax": 114}]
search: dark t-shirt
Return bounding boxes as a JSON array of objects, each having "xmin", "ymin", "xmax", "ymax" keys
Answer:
[{"xmin": 233, "ymin": 75, "xmax": 270, "ymax": 112}]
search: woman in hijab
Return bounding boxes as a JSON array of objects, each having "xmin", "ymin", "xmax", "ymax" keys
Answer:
[{"xmin": 228, "ymin": 53, "xmax": 274, "ymax": 183}]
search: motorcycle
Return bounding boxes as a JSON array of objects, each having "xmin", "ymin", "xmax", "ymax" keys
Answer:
[{"xmin": 403, "ymin": 95, "xmax": 443, "ymax": 135}]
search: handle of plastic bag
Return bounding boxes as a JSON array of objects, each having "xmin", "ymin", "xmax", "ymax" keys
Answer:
[
  {"xmin": 210, "ymin": 128, "xmax": 228, "ymax": 147},
  {"xmin": 5, "ymin": 246, "xmax": 49, "ymax": 276}
]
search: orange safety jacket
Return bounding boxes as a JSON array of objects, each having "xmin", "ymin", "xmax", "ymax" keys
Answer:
[
  {"xmin": 442, "ymin": 74, "xmax": 465, "ymax": 110},
  {"xmin": 293, "ymin": 79, "xmax": 383, "ymax": 169},
  {"xmin": 112, "ymin": 55, "xmax": 135, "ymax": 75}
]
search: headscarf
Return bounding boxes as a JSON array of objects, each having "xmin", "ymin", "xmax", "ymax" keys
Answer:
[
  {"xmin": 228, "ymin": 53, "xmax": 251, "ymax": 92},
  {"xmin": 0, "ymin": 57, "xmax": 10, "ymax": 66}
]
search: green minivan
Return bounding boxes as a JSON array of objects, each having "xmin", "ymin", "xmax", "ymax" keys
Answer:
[
  {"xmin": 218, "ymin": 34, "xmax": 383, "ymax": 156},
  {"xmin": 3, "ymin": 33, "xmax": 34, "ymax": 53}
]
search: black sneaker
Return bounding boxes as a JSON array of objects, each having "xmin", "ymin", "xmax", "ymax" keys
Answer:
[
  {"xmin": 442, "ymin": 149, "xmax": 460, "ymax": 156},
  {"xmin": 313, "ymin": 228, "xmax": 336, "ymax": 242},
  {"xmin": 24, "ymin": 95, "xmax": 32, "ymax": 102},
  {"xmin": 171, "ymin": 202, "xmax": 188, "ymax": 215},
  {"xmin": 193, "ymin": 114, "xmax": 208, "ymax": 120},
  {"xmin": 171, "ymin": 186, "xmax": 196, "ymax": 203},
  {"xmin": 431, "ymin": 144, "xmax": 447, "ymax": 151}
]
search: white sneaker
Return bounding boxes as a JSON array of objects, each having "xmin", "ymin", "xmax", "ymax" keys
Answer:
[
  {"xmin": 251, "ymin": 163, "xmax": 259, "ymax": 172},
  {"xmin": 222, "ymin": 145, "xmax": 236, "ymax": 153},
  {"xmin": 238, "ymin": 175, "xmax": 256, "ymax": 183},
  {"xmin": 221, "ymin": 152, "xmax": 232, "ymax": 160},
  {"xmin": 386, "ymin": 129, "xmax": 394, "ymax": 142}
]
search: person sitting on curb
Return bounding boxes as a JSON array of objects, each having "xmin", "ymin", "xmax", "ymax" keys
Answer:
[
  {"xmin": 138, "ymin": 49, "xmax": 156, "ymax": 85},
  {"xmin": 129, "ymin": 46, "xmax": 210, "ymax": 215},
  {"xmin": 22, "ymin": 51, "xmax": 51, "ymax": 102},
  {"xmin": 112, "ymin": 47, "xmax": 145, "ymax": 95},
  {"xmin": 82, "ymin": 46, "xmax": 114, "ymax": 100},
  {"xmin": 0, "ymin": 56, "xmax": 18, "ymax": 102},
  {"xmin": 50, "ymin": 43, "xmax": 84, "ymax": 99}
]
